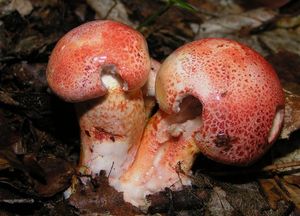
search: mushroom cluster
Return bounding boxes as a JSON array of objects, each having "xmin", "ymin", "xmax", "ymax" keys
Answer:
[{"xmin": 46, "ymin": 20, "xmax": 285, "ymax": 208}]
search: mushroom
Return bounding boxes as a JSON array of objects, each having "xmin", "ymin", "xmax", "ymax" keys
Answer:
[
  {"xmin": 116, "ymin": 38, "xmax": 285, "ymax": 207},
  {"xmin": 142, "ymin": 58, "xmax": 161, "ymax": 117},
  {"xmin": 143, "ymin": 58, "xmax": 161, "ymax": 98},
  {"xmin": 46, "ymin": 20, "xmax": 151, "ymax": 180}
]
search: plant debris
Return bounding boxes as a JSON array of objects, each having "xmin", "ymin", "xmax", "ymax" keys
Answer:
[{"xmin": 68, "ymin": 172, "xmax": 141, "ymax": 216}]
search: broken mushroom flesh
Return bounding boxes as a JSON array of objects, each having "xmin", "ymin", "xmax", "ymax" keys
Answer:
[
  {"xmin": 117, "ymin": 38, "xmax": 285, "ymax": 207},
  {"xmin": 46, "ymin": 20, "xmax": 151, "ymax": 179},
  {"xmin": 142, "ymin": 58, "xmax": 161, "ymax": 118}
]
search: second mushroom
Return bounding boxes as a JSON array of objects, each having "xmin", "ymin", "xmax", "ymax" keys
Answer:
[{"xmin": 116, "ymin": 38, "xmax": 285, "ymax": 207}]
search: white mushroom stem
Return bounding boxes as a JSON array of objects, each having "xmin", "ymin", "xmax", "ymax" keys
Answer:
[
  {"xmin": 113, "ymin": 96, "xmax": 202, "ymax": 207},
  {"xmin": 142, "ymin": 58, "xmax": 161, "ymax": 118},
  {"xmin": 76, "ymin": 74, "xmax": 147, "ymax": 179},
  {"xmin": 143, "ymin": 58, "xmax": 161, "ymax": 97}
]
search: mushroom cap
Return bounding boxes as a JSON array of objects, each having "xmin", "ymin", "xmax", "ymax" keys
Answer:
[
  {"xmin": 47, "ymin": 20, "xmax": 151, "ymax": 102},
  {"xmin": 156, "ymin": 38, "xmax": 285, "ymax": 165}
]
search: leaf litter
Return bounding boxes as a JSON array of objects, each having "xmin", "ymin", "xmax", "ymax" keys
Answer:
[{"xmin": 0, "ymin": 0, "xmax": 300, "ymax": 215}]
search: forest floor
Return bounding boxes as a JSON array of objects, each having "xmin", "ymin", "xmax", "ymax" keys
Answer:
[{"xmin": 0, "ymin": 0, "xmax": 300, "ymax": 215}]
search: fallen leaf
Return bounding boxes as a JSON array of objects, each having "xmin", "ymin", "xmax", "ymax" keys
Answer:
[
  {"xmin": 284, "ymin": 175, "xmax": 300, "ymax": 186},
  {"xmin": 258, "ymin": 178, "xmax": 286, "ymax": 209},
  {"xmin": 282, "ymin": 180, "xmax": 300, "ymax": 209},
  {"xmin": 196, "ymin": 8, "xmax": 277, "ymax": 37},
  {"xmin": 3, "ymin": 0, "xmax": 33, "ymax": 16},
  {"xmin": 260, "ymin": 175, "xmax": 300, "ymax": 211},
  {"xmin": 86, "ymin": 0, "xmax": 134, "ymax": 27},
  {"xmin": 68, "ymin": 172, "xmax": 141, "ymax": 215},
  {"xmin": 194, "ymin": 8, "xmax": 278, "ymax": 56},
  {"xmin": 0, "ymin": 91, "xmax": 19, "ymax": 106},
  {"xmin": 207, "ymin": 186, "xmax": 235, "ymax": 215},
  {"xmin": 147, "ymin": 187, "xmax": 208, "ymax": 214},
  {"xmin": 276, "ymin": 14, "xmax": 300, "ymax": 28},
  {"xmin": 11, "ymin": 62, "xmax": 48, "ymax": 91},
  {"xmin": 0, "ymin": 157, "xmax": 10, "ymax": 171},
  {"xmin": 33, "ymin": 157, "xmax": 74, "ymax": 197},
  {"xmin": 259, "ymin": 28, "xmax": 300, "ymax": 56},
  {"xmin": 281, "ymin": 89, "xmax": 300, "ymax": 139}
]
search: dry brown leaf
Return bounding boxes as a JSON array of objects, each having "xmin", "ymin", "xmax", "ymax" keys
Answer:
[
  {"xmin": 258, "ymin": 178, "xmax": 286, "ymax": 209},
  {"xmin": 260, "ymin": 175, "xmax": 300, "ymax": 210},
  {"xmin": 189, "ymin": 0, "xmax": 243, "ymax": 19},
  {"xmin": 0, "ymin": 157, "xmax": 10, "ymax": 170},
  {"xmin": 86, "ymin": 0, "xmax": 134, "ymax": 27},
  {"xmin": 207, "ymin": 186, "xmax": 235, "ymax": 215},
  {"xmin": 196, "ymin": 8, "xmax": 277, "ymax": 38},
  {"xmin": 259, "ymin": 28, "xmax": 300, "ymax": 56},
  {"xmin": 0, "ymin": 91, "xmax": 19, "ymax": 106},
  {"xmin": 281, "ymin": 89, "xmax": 300, "ymax": 139},
  {"xmin": 2, "ymin": 0, "xmax": 33, "ymax": 16},
  {"xmin": 276, "ymin": 14, "xmax": 300, "ymax": 28},
  {"xmin": 194, "ymin": 7, "xmax": 278, "ymax": 56},
  {"xmin": 68, "ymin": 172, "xmax": 141, "ymax": 215},
  {"xmin": 281, "ymin": 172, "xmax": 300, "ymax": 209},
  {"xmin": 33, "ymin": 157, "xmax": 74, "ymax": 197},
  {"xmin": 284, "ymin": 175, "xmax": 300, "ymax": 186}
]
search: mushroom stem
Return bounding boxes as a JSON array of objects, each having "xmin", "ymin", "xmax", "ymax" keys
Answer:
[
  {"xmin": 142, "ymin": 58, "xmax": 161, "ymax": 118},
  {"xmin": 76, "ymin": 86, "xmax": 147, "ymax": 179},
  {"xmin": 77, "ymin": 58, "xmax": 161, "ymax": 179},
  {"xmin": 114, "ymin": 96, "xmax": 202, "ymax": 207}
]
